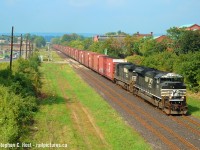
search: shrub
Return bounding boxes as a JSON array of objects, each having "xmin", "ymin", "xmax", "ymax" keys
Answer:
[{"xmin": 0, "ymin": 53, "xmax": 40, "ymax": 143}]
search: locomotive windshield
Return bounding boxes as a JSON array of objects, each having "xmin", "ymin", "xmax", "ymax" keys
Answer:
[
  {"xmin": 161, "ymin": 77, "xmax": 183, "ymax": 83},
  {"xmin": 160, "ymin": 73, "xmax": 184, "ymax": 83}
]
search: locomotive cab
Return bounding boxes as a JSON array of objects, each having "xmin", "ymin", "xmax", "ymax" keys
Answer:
[{"xmin": 159, "ymin": 73, "xmax": 188, "ymax": 114}]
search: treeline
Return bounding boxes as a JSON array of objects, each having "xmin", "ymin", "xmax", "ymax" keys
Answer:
[
  {"xmin": 0, "ymin": 53, "xmax": 41, "ymax": 144},
  {"xmin": 51, "ymin": 29, "xmax": 200, "ymax": 92},
  {"xmin": 24, "ymin": 33, "xmax": 46, "ymax": 48}
]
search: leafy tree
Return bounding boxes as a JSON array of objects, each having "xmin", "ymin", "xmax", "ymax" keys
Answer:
[
  {"xmin": 124, "ymin": 35, "xmax": 140, "ymax": 56},
  {"xmin": 139, "ymin": 37, "xmax": 167, "ymax": 56},
  {"xmin": 126, "ymin": 55, "xmax": 144, "ymax": 65},
  {"xmin": 34, "ymin": 36, "xmax": 46, "ymax": 48},
  {"xmin": 83, "ymin": 38, "xmax": 93, "ymax": 50},
  {"xmin": 102, "ymin": 37, "xmax": 124, "ymax": 58},
  {"xmin": 68, "ymin": 40, "xmax": 84, "ymax": 50},
  {"xmin": 141, "ymin": 51, "xmax": 177, "ymax": 71},
  {"xmin": 51, "ymin": 37, "xmax": 61, "ymax": 44},
  {"xmin": 105, "ymin": 32, "xmax": 117, "ymax": 36},
  {"xmin": 167, "ymin": 27, "xmax": 200, "ymax": 54},
  {"xmin": 105, "ymin": 30, "xmax": 128, "ymax": 36},
  {"xmin": 88, "ymin": 41, "xmax": 104, "ymax": 54},
  {"xmin": 61, "ymin": 33, "xmax": 83, "ymax": 43},
  {"xmin": 173, "ymin": 52, "xmax": 200, "ymax": 92},
  {"xmin": 178, "ymin": 30, "xmax": 200, "ymax": 53}
]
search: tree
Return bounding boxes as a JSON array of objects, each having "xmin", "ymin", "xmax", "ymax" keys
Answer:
[
  {"xmin": 51, "ymin": 37, "xmax": 60, "ymax": 44},
  {"xmin": 88, "ymin": 41, "xmax": 104, "ymax": 54},
  {"xmin": 83, "ymin": 38, "xmax": 93, "ymax": 50},
  {"xmin": 126, "ymin": 55, "xmax": 144, "ymax": 65},
  {"xmin": 173, "ymin": 52, "xmax": 200, "ymax": 92},
  {"xmin": 124, "ymin": 35, "xmax": 140, "ymax": 56},
  {"xmin": 60, "ymin": 33, "xmax": 83, "ymax": 44},
  {"xmin": 68, "ymin": 40, "xmax": 84, "ymax": 50},
  {"xmin": 179, "ymin": 30, "xmax": 200, "ymax": 53},
  {"xmin": 167, "ymin": 27, "xmax": 200, "ymax": 54},
  {"xmin": 139, "ymin": 37, "xmax": 167, "ymax": 56},
  {"xmin": 34, "ymin": 36, "xmax": 46, "ymax": 48}
]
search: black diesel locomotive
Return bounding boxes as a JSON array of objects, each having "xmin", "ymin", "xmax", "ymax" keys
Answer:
[{"xmin": 114, "ymin": 63, "xmax": 188, "ymax": 115}]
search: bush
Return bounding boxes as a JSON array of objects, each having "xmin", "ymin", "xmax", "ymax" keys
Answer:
[
  {"xmin": 173, "ymin": 52, "xmax": 200, "ymax": 92},
  {"xmin": 0, "ymin": 86, "xmax": 37, "ymax": 143},
  {"xmin": 0, "ymin": 53, "xmax": 40, "ymax": 143},
  {"xmin": 141, "ymin": 51, "xmax": 177, "ymax": 72},
  {"xmin": 126, "ymin": 55, "xmax": 144, "ymax": 65}
]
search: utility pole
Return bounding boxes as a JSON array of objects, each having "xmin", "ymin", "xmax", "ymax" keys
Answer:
[
  {"xmin": 19, "ymin": 34, "xmax": 22, "ymax": 58},
  {"xmin": 25, "ymin": 36, "xmax": 28, "ymax": 59},
  {"xmin": 29, "ymin": 40, "xmax": 31, "ymax": 58},
  {"xmin": 31, "ymin": 43, "xmax": 33, "ymax": 56},
  {"xmin": 10, "ymin": 26, "xmax": 14, "ymax": 71}
]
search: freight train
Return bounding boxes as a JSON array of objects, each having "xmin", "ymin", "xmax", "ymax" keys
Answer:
[{"xmin": 53, "ymin": 44, "xmax": 188, "ymax": 115}]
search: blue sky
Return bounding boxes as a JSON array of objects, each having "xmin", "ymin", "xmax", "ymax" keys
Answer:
[{"xmin": 0, "ymin": 0, "xmax": 200, "ymax": 34}]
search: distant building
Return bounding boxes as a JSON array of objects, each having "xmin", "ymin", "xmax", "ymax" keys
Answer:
[
  {"xmin": 134, "ymin": 32, "xmax": 153, "ymax": 38},
  {"xmin": 94, "ymin": 32, "xmax": 153, "ymax": 42},
  {"xmin": 93, "ymin": 35, "xmax": 126, "ymax": 42},
  {"xmin": 0, "ymin": 40, "xmax": 6, "ymax": 44},
  {"xmin": 179, "ymin": 24, "xmax": 200, "ymax": 31},
  {"xmin": 154, "ymin": 35, "xmax": 169, "ymax": 43}
]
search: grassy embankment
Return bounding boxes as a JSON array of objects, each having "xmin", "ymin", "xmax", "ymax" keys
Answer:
[
  {"xmin": 30, "ymin": 50, "xmax": 150, "ymax": 149},
  {"xmin": 187, "ymin": 92, "xmax": 200, "ymax": 118}
]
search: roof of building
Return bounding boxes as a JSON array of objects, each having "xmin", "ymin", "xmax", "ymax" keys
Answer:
[{"xmin": 179, "ymin": 24, "xmax": 196, "ymax": 28}]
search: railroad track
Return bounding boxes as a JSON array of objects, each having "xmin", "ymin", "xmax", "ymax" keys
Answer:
[{"xmin": 55, "ymin": 50, "xmax": 200, "ymax": 150}]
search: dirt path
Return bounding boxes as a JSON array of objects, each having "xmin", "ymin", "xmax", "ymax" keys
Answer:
[{"xmin": 57, "ymin": 64, "xmax": 110, "ymax": 150}]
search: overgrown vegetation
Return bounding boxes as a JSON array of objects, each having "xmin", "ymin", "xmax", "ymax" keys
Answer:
[{"xmin": 0, "ymin": 53, "xmax": 41, "ymax": 144}]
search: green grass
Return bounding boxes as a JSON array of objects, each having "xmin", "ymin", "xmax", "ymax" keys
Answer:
[
  {"xmin": 187, "ymin": 97, "xmax": 200, "ymax": 118},
  {"xmin": 38, "ymin": 48, "xmax": 63, "ymax": 62},
  {"xmin": 28, "ymin": 64, "xmax": 77, "ymax": 149},
  {"xmin": 57, "ymin": 64, "xmax": 150, "ymax": 149},
  {"xmin": 30, "ymin": 60, "xmax": 150, "ymax": 149}
]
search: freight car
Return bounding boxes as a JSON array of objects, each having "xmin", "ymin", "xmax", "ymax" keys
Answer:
[{"xmin": 53, "ymin": 44, "xmax": 188, "ymax": 115}]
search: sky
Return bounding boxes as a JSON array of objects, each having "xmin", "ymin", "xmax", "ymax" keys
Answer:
[{"xmin": 0, "ymin": 0, "xmax": 200, "ymax": 35}]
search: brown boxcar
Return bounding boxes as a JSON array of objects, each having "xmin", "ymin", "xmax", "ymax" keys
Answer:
[
  {"xmin": 93, "ymin": 53, "xmax": 107, "ymax": 72},
  {"xmin": 71, "ymin": 48, "xmax": 75, "ymax": 59},
  {"xmin": 78, "ymin": 50, "xmax": 85, "ymax": 64},
  {"xmin": 99, "ymin": 56, "xmax": 126, "ymax": 81},
  {"xmin": 65, "ymin": 47, "xmax": 70, "ymax": 56},
  {"xmin": 88, "ymin": 52, "xmax": 97, "ymax": 70},
  {"xmin": 99, "ymin": 55, "xmax": 108, "ymax": 75},
  {"xmin": 84, "ymin": 51, "xmax": 90, "ymax": 67},
  {"xmin": 74, "ymin": 49, "xmax": 79, "ymax": 60}
]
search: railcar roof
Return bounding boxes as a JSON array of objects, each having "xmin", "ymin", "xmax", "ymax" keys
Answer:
[{"xmin": 134, "ymin": 66, "xmax": 155, "ymax": 75}]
